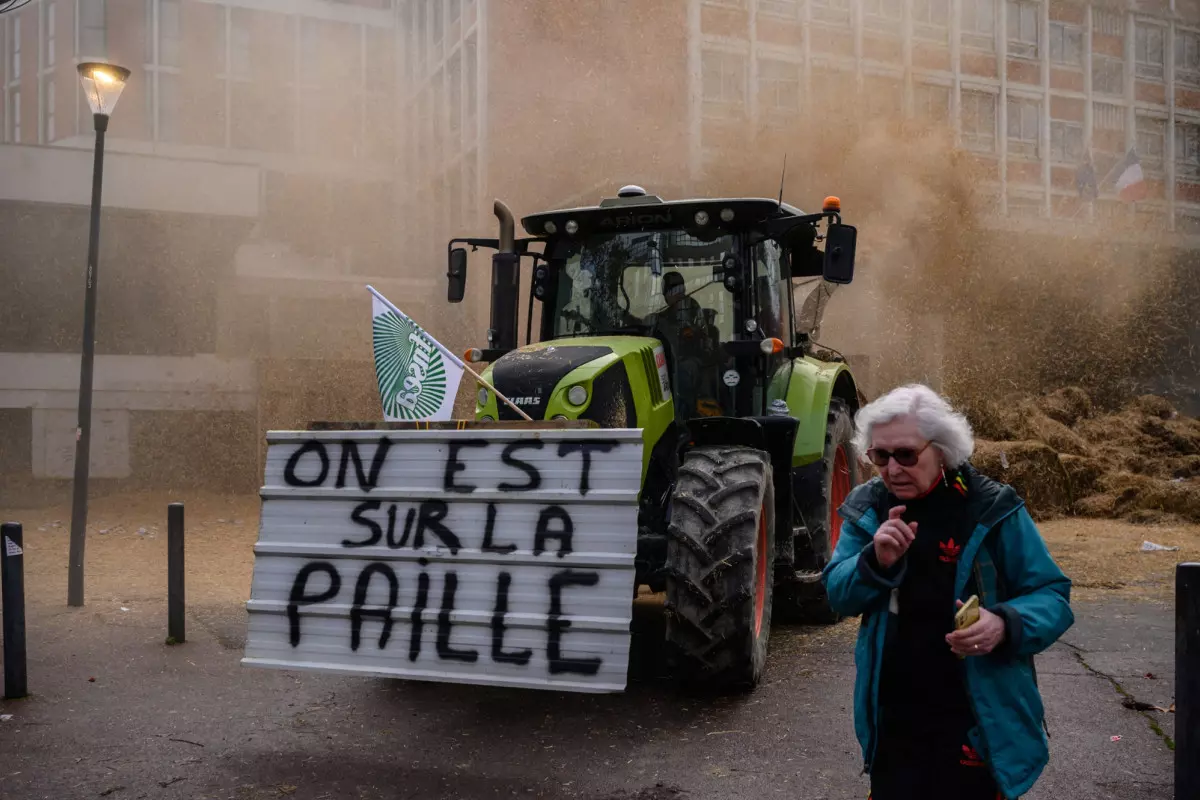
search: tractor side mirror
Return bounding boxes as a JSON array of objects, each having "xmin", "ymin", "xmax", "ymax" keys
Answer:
[
  {"xmin": 448, "ymin": 247, "xmax": 468, "ymax": 303},
  {"xmin": 822, "ymin": 224, "xmax": 857, "ymax": 285}
]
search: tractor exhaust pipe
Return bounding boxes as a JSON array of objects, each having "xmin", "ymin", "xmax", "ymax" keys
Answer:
[
  {"xmin": 495, "ymin": 200, "xmax": 515, "ymax": 254},
  {"xmin": 489, "ymin": 200, "xmax": 519, "ymax": 352}
]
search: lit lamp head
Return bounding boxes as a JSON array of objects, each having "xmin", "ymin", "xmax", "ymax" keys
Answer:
[{"xmin": 77, "ymin": 62, "xmax": 131, "ymax": 122}]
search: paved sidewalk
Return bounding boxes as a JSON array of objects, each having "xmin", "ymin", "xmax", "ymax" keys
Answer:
[{"xmin": 0, "ymin": 588, "xmax": 1177, "ymax": 800}]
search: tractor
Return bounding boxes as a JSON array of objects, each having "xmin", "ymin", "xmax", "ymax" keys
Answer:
[{"xmin": 445, "ymin": 185, "xmax": 864, "ymax": 691}]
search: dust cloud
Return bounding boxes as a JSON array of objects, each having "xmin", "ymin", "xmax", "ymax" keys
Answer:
[{"xmin": 699, "ymin": 108, "xmax": 1186, "ymax": 411}]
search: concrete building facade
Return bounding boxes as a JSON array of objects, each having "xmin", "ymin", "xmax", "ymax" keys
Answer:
[{"xmin": 0, "ymin": 0, "xmax": 423, "ymax": 499}]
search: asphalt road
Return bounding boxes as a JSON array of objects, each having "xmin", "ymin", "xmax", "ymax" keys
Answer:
[{"xmin": 0, "ymin": 593, "xmax": 1177, "ymax": 800}]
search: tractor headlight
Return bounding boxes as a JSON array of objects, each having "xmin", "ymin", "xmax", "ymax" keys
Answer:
[
  {"xmin": 567, "ymin": 384, "xmax": 588, "ymax": 406},
  {"xmin": 565, "ymin": 220, "xmax": 579, "ymax": 234},
  {"xmin": 552, "ymin": 414, "xmax": 569, "ymax": 421},
  {"xmin": 544, "ymin": 221, "xmax": 557, "ymax": 234},
  {"xmin": 477, "ymin": 388, "xmax": 489, "ymax": 407},
  {"xmin": 694, "ymin": 210, "xmax": 710, "ymax": 226},
  {"xmin": 479, "ymin": 414, "xmax": 495, "ymax": 423}
]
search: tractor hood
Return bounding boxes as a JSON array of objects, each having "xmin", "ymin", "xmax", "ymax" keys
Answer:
[
  {"xmin": 490, "ymin": 341, "xmax": 616, "ymax": 420},
  {"xmin": 481, "ymin": 336, "xmax": 671, "ymax": 428}
]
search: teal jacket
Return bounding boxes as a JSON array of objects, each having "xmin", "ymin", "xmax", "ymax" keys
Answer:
[{"xmin": 821, "ymin": 465, "xmax": 1074, "ymax": 800}]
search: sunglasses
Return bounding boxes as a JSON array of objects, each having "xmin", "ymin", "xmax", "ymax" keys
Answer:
[{"xmin": 866, "ymin": 441, "xmax": 932, "ymax": 468}]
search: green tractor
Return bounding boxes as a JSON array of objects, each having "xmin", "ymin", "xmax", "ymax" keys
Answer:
[{"xmin": 446, "ymin": 185, "xmax": 864, "ymax": 691}]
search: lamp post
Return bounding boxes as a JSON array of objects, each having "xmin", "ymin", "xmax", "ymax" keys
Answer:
[{"xmin": 67, "ymin": 62, "xmax": 130, "ymax": 608}]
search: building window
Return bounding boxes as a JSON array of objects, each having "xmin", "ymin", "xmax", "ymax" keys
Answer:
[
  {"xmin": 864, "ymin": 0, "xmax": 903, "ymax": 30},
  {"xmin": 913, "ymin": 83, "xmax": 951, "ymax": 121},
  {"xmin": 1007, "ymin": 0, "xmax": 1039, "ymax": 59},
  {"xmin": 758, "ymin": 0, "xmax": 800, "ymax": 18},
  {"xmin": 43, "ymin": 79, "xmax": 54, "ymax": 141},
  {"xmin": 913, "ymin": 0, "xmax": 950, "ymax": 39},
  {"xmin": 9, "ymin": 89, "xmax": 20, "ymax": 142},
  {"xmin": 1176, "ymin": 29, "xmax": 1200, "ymax": 88},
  {"xmin": 1007, "ymin": 97, "xmax": 1040, "ymax": 158},
  {"xmin": 1092, "ymin": 55, "xmax": 1124, "ymax": 96},
  {"xmin": 78, "ymin": 0, "xmax": 106, "ymax": 58},
  {"xmin": 1135, "ymin": 23, "xmax": 1165, "ymax": 81},
  {"xmin": 962, "ymin": 0, "xmax": 996, "ymax": 50},
  {"xmin": 464, "ymin": 35, "xmax": 477, "ymax": 142},
  {"xmin": 702, "ymin": 50, "xmax": 747, "ymax": 117},
  {"xmin": 864, "ymin": 75, "xmax": 904, "ymax": 117},
  {"xmin": 10, "ymin": 16, "xmax": 20, "ymax": 80},
  {"xmin": 1136, "ymin": 115, "xmax": 1165, "ymax": 174},
  {"xmin": 1093, "ymin": 9, "xmax": 1124, "ymax": 37},
  {"xmin": 44, "ymin": 1, "xmax": 56, "ymax": 67},
  {"xmin": 811, "ymin": 0, "xmax": 851, "ymax": 26},
  {"xmin": 145, "ymin": 0, "xmax": 182, "ymax": 68},
  {"xmin": 1179, "ymin": 211, "xmax": 1200, "ymax": 235},
  {"xmin": 1049, "ymin": 22, "xmax": 1082, "ymax": 68},
  {"xmin": 1007, "ymin": 194, "xmax": 1043, "ymax": 218},
  {"xmin": 758, "ymin": 58, "xmax": 800, "ymax": 115},
  {"xmin": 447, "ymin": 51, "xmax": 461, "ymax": 140},
  {"xmin": 1093, "ymin": 101, "xmax": 1122, "ymax": 131},
  {"xmin": 1175, "ymin": 121, "xmax": 1200, "ymax": 179},
  {"xmin": 1050, "ymin": 120, "xmax": 1083, "ymax": 164},
  {"xmin": 961, "ymin": 90, "xmax": 996, "ymax": 152},
  {"xmin": 230, "ymin": 9, "xmax": 251, "ymax": 78}
]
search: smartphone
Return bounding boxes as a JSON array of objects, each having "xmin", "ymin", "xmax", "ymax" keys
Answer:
[{"xmin": 955, "ymin": 594, "xmax": 981, "ymax": 631}]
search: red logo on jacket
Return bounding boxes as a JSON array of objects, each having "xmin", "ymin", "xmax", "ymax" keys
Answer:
[
  {"xmin": 960, "ymin": 745, "xmax": 985, "ymax": 767},
  {"xmin": 939, "ymin": 538, "xmax": 962, "ymax": 563}
]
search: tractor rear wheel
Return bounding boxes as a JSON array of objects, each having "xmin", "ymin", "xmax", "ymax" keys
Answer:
[
  {"xmin": 664, "ymin": 445, "xmax": 775, "ymax": 692},
  {"xmin": 779, "ymin": 398, "xmax": 860, "ymax": 624}
]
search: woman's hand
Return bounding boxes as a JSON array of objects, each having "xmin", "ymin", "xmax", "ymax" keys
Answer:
[
  {"xmin": 873, "ymin": 505, "xmax": 917, "ymax": 569},
  {"xmin": 946, "ymin": 600, "xmax": 1007, "ymax": 656}
]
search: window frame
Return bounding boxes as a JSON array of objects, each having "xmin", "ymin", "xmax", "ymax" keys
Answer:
[{"xmin": 961, "ymin": 89, "xmax": 998, "ymax": 153}]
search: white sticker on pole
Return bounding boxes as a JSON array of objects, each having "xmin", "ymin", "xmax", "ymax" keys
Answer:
[
  {"xmin": 243, "ymin": 428, "xmax": 645, "ymax": 694},
  {"xmin": 4, "ymin": 536, "xmax": 22, "ymax": 557}
]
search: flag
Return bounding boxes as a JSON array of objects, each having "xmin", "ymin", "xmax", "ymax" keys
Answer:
[
  {"xmin": 1075, "ymin": 155, "xmax": 1099, "ymax": 201},
  {"xmin": 369, "ymin": 288, "xmax": 464, "ymax": 421},
  {"xmin": 1112, "ymin": 147, "xmax": 1148, "ymax": 203}
]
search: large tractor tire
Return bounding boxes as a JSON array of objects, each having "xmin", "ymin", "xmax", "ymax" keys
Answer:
[
  {"xmin": 779, "ymin": 398, "xmax": 861, "ymax": 624},
  {"xmin": 664, "ymin": 445, "xmax": 775, "ymax": 692}
]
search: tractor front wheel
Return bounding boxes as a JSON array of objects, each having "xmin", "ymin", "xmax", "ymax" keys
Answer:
[{"xmin": 664, "ymin": 445, "xmax": 775, "ymax": 692}]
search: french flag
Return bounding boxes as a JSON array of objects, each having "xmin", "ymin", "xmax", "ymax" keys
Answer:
[{"xmin": 1112, "ymin": 148, "xmax": 1148, "ymax": 203}]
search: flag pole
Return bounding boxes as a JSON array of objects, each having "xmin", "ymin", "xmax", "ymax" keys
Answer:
[{"xmin": 366, "ymin": 285, "xmax": 533, "ymax": 422}]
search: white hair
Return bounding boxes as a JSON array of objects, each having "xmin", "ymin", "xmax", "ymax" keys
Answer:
[{"xmin": 852, "ymin": 383, "xmax": 975, "ymax": 468}]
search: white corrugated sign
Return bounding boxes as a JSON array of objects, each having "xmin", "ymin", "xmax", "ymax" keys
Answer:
[{"xmin": 243, "ymin": 428, "xmax": 644, "ymax": 693}]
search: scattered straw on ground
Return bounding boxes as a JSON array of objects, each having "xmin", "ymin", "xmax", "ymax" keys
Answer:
[
  {"xmin": 1037, "ymin": 516, "xmax": 1200, "ymax": 603},
  {"xmin": 960, "ymin": 388, "xmax": 1200, "ymax": 524},
  {"xmin": 3, "ymin": 492, "xmax": 260, "ymax": 609}
]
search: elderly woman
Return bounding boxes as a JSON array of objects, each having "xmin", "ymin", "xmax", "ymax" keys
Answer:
[{"xmin": 822, "ymin": 384, "xmax": 1073, "ymax": 800}]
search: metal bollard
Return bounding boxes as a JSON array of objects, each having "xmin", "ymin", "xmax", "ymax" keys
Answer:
[
  {"xmin": 167, "ymin": 503, "xmax": 185, "ymax": 644},
  {"xmin": 2, "ymin": 522, "xmax": 28, "ymax": 699},
  {"xmin": 1179, "ymin": 563, "xmax": 1200, "ymax": 800}
]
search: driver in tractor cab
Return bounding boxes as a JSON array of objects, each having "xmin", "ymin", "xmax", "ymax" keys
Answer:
[{"xmin": 647, "ymin": 271, "xmax": 716, "ymax": 415}]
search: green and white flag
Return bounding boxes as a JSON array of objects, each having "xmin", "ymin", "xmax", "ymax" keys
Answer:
[{"xmin": 369, "ymin": 287, "xmax": 464, "ymax": 421}]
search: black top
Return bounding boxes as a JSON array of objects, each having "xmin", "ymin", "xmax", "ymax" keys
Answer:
[{"xmin": 872, "ymin": 475, "xmax": 977, "ymax": 737}]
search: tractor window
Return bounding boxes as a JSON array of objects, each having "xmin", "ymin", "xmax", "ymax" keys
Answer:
[
  {"xmin": 753, "ymin": 239, "xmax": 786, "ymax": 340},
  {"xmin": 550, "ymin": 232, "xmax": 737, "ymax": 342}
]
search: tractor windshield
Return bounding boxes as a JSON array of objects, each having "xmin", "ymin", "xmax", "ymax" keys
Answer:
[{"xmin": 550, "ymin": 231, "xmax": 737, "ymax": 342}]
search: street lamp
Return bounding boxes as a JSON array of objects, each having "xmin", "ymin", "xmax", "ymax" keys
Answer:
[{"xmin": 67, "ymin": 61, "xmax": 130, "ymax": 608}]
